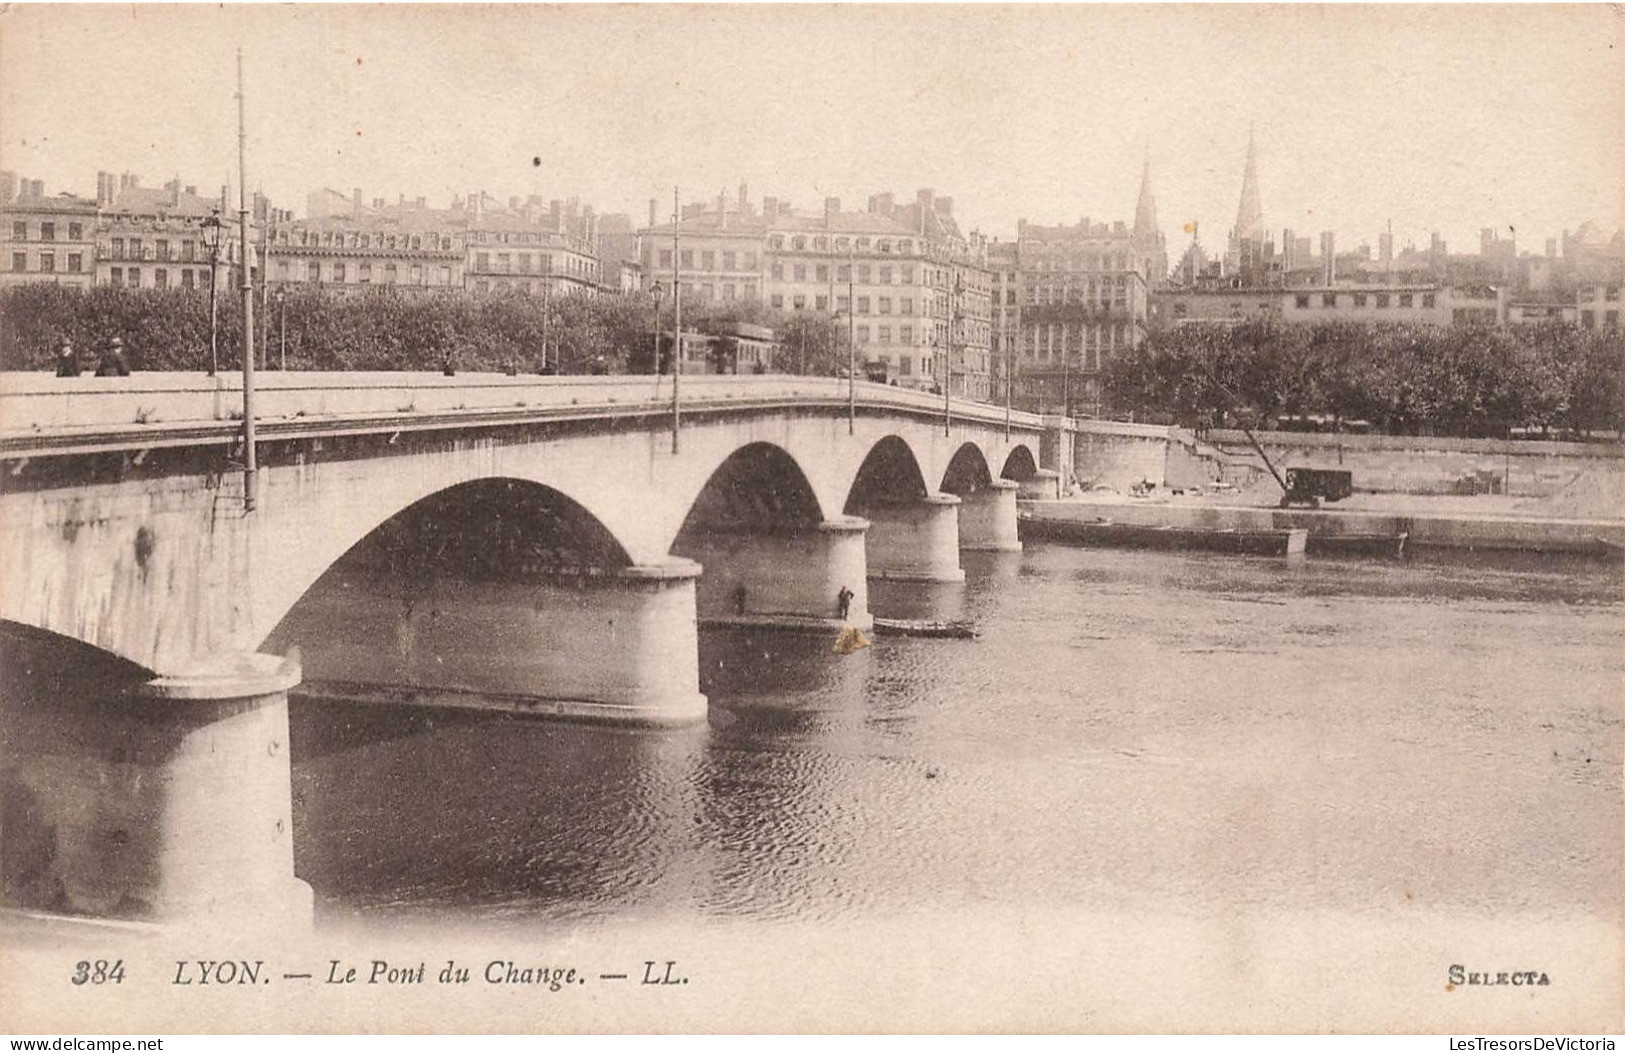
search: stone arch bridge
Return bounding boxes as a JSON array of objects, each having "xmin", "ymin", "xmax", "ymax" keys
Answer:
[{"xmin": 0, "ymin": 372, "xmax": 1071, "ymax": 928}]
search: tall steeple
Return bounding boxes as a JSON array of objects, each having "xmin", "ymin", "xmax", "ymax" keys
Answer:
[
  {"xmin": 1234, "ymin": 127, "xmax": 1263, "ymax": 242},
  {"xmin": 1133, "ymin": 154, "xmax": 1159, "ymax": 240}
]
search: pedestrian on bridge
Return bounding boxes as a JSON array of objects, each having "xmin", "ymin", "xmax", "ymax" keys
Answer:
[
  {"xmin": 54, "ymin": 339, "xmax": 81, "ymax": 377},
  {"xmin": 94, "ymin": 336, "xmax": 130, "ymax": 377}
]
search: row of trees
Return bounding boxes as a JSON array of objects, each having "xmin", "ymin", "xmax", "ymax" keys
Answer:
[
  {"xmin": 0, "ymin": 284, "xmax": 852, "ymax": 377},
  {"xmin": 1102, "ymin": 318, "xmax": 1625, "ymax": 439}
]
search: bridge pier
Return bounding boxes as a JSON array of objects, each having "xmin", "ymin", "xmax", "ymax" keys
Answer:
[
  {"xmin": 674, "ymin": 517, "xmax": 873, "ymax": 629},
  {"xmin": 957, "ymin": 479, "xmax": 1022, "ymax": 551},
  {"xmin": 1018, "ymin": 468, "xmax": 1062, "ymax": 501},
  {"xmin": 281, "ymin": 561, "xmax": 708, "ymax": 726},
  {"xmin": 861, "ymin": 493, "xmax": 966, "ymax": 583},
  {"xmin": 1, "ymin": 653, "xmax": 313, "ymax": 930}
]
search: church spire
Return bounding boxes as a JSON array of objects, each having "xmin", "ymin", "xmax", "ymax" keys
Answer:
[
  {"xmin": 1133, "ymin": 153, "xmax": 1159, "ymax": 240},
  {"xmin": 1234, "ymin": 127, "xmax": 1263, "ymax": 242}
]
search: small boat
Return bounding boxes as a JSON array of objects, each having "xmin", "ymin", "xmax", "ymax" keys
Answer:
[
  {"xmin": 1306, "ymin": 531, "xmax": 1409, "ymax": 558},
  {"xmin": 1018, "ymin": 515, "xmax": 1303, "ymax": 557},
  {"xmin": 832, "ymin": 625, "xmax": 872, "ymax": 654},
  {"xmin": 871, "ymin": 617, "xmax": 979, "ymax": 639}
]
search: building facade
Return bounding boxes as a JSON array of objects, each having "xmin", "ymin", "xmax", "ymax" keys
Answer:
[
  {"xmin": 1, "ymin": 175, "xmax": 100, "ymax": 290},
  {"xmin": 639, "ymin": 186, "xmax": 995, "ymax": 400}
]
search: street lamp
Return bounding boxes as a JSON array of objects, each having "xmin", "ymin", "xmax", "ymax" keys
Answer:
[
  {"xmin": 274, "ymin": 285, "xmax": 286, "ymax": 370},
  {"xmin": 202, "ymin": 210, "xmax": 223, "ymax": 376},
  {"xmin": 651, "ymin": 281, "xmax": 665, "ymax": 390}
]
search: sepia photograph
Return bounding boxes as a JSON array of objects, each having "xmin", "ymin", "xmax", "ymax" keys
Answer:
[{"xmin": 0, "ymin": 3, "xmax": 1621, "ymax": 1036}]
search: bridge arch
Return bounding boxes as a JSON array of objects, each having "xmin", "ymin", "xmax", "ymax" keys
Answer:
[
  {"xmin": 940, "ymin": 442, "xmax": 995, "ymax": 496},
  {"xmin": 843, "ymin": 435, "xmax": 930, "ymax": 513},
  {"xmin": 1000, "ymin": 444, "xmax": 1039, "ymax": 482}
]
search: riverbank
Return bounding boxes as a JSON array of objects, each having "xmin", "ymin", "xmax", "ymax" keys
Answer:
[{"xmin": 1023, "ymin": 489, "xmax": 1625, "ymax": 555}]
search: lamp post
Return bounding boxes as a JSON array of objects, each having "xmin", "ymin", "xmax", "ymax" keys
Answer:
[
  {"xmin": 846, "ymin": 245, "xmax": 855, "ymax": 434},
  {"xmin": 202, "ymin": 211, "xmax": 222, "ymax": 376},
  {"xmin": 275, "ymin": 286, "xmax": 286, "ymax": 370},
  {"xmin": 671, "ymin": 186, "xmax": 681, "ymax": 455},
  {"xmin": 235, "ymin": 47, "xmax": 258, "ymax": 513},
  {"xmin": 651, "ymin": 281, "xmax": 665, "ymax": 389}
]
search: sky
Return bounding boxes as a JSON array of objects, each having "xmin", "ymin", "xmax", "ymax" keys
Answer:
[{"xmin": 2, "ymin": 4, "xmax": 1622, "ymax": 255}]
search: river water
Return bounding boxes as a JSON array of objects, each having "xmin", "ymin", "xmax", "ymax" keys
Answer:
[{"xmin": 289, "ymin": 544, "xmax": 1622, "ymax": 936}]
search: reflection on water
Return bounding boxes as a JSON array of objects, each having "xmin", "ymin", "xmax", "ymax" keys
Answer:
[{"xmin": 290, "ymin": 545, "xmax": 1623, "ymax": 929}]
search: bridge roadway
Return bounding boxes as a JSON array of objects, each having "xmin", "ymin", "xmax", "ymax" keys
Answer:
[{"xmin": 0, "ymin": 370, "xmax": 1072, "ymax": 930}]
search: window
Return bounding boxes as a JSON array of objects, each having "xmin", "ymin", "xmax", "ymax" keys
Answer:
[
  {"xmin": 383, "ymin": 263, "xmax": 397, "ymax": 283},
  {"xmin": 701, "ymin": 284, "xmax": 715, "ymax": 302},
  {"xmin": 837, "ymin": 295, "xmax": 850, "ymax": 312},
  {"xmin": 10, "ymin": 221, "xmax": 25, "ymax": 240},
  {"xmin": 1295, "ymin": 294, "xmax": 1310, "ymax": 309},
  {"xmin": 1322, "ymin": 293, "xmax": 1337, "ymax": 308},
  {"xmin": 1607, "ymin": 286, "xmax": 1621, "ymax": 303},
  {"xmin": 1375, "ymin": 294, "xmax": 1390, "ymax": 308},
  {"xmin": 701, "ymin": 250, "xmax": 715, "ymax": 270},
  {"xmin": 723, "ymin": 251, "xmax": 736, "ymax": 270},
  {"xmin": 39, "ymin": 251, "xmax": 54, "ymax": 273},
  {"xmin": 1607, "ymin": 311, "xmax": 1619, "ymax": 329},
  {"xmin": 1422, "ymin": 293, "xmax": 1436, "ymax": 309},
  {"xmin": 67, "ymin": 252, "xmax": 82, "ymax": 273},
  {"xmin": 153, "ymin": 267, "xmax": 166, "ymax": 287},
  {"xmin": 793, "ymin": 294, "xmax": 805, "ymax": 309},
  {"xmin": 900, "ymin": 355, "xmax": 912, "ymax": 375},
  {"xmin": 771, "ymin": 294, "xmax": 784, "ymax": 309},
  {"xmin": 771, "ymin": 261, "xmax": 784, "ymax": 280},
  {"xmin": 441, "ymin": 266, "xmax": 453, "ymax": 285},
  {"xmin": 308, "ymin": 261, "xmax": 321, "ymax": 283},
  {"xmin": 182, "ymin": 240, "xmax": 196, "ymax": 262},
  {"xmin": 658, "ymin": 249, "xmax": 672, "ymax": 267},
  {"xmin": 878, "ymin": 326, "xmax": 892, "ymax": 344},
  {"xmin": 129, "ymin": 238, "xmax": 143, "ymax": 259},
  {"xmin": 359, "ymin": 262, "xmax": 372, "ymax": 283},
  {"xmin": 497, "ymin": 253, "xmax": 510, "ymax": 273},
  {"xmin": 156, "ymin": 239, "xmax": 170, "ymax": 260},
  {"xmin": 900, "ymin": 325, "xmax": 913, "ymax": 344},
  {"xmin": 1354, "ymin": 293, "xmax": 1367, "ymax": 307},
  {"xmin": 792, "ymin": 237, "xmax": 805, "ymax": 250},
  {"xmin": 11, "ymin": 251, "xmax": 26, "ymax": 272},
  {"xmin": 857, "ymin": 296, "xmax": 871, "ymax": 314},
  {"xmin": 743, "ymin": 252, "xmax": 758, "ymax": 270},
  {"xmin": 109, "ymin": 267, "xmax": 122, "ymax": 285},
  {"xmin": 902, "ymin": 267, "xmax": 915, "ymax": 284},
  {"xmin": 857, "ymin": 264, "xmax": 871, "ymax": 282},
  {"xmin": 794, "ymin": 264, "xmax": 806, "ymax": 281},
  {"xmin": 127, "ymin": 268, "xmax": 141, "ymax": 288},
  {"xmin": 878, "ymin": 297, "xmax": 892, "ymax": 314},
  {"xmin": 334, "ymin": 262, "xmax": 346, "ymax": 283},
  {"xmin": 816, "ymin": 264, "xmax": 828, "ymax": 282},
  {"xmin": 899, "ymin": 240, "xmax": 913, "ymax": 254},
  {"xmin": 680, "ymin": 250, "xmax": 693, "ymax": 268},
  {"xmin": 880, "ymin": 266, "xmax": 893, "ymax": 283},
  {"xmin": 857, "ymin": 325, "xmax": 870, "ymax": 344},
  {"xmin": 476, "ymin": 252, "xmax": 490, "ymax": 271},
  {"xmin": 1580, "ymin": 310, "xmax": 1595, "ymax": 328},
  {"xmin": 111, "ymin": 238, "xmax": 125, "ymax": 259},
  {"xmin": 181, "ymin": 270, "xmax": 194, "ymax": 290},
  {"xmin": 725, "ymin": 284, "xmax": 737, "ymax": 302},
  {"xmin": 411, "ymin": 265, "xmax": 423, "ymax": 285},
  {"xmin": 40, "ymin": 222, "xmax": 55, "ymax": 242},
  {"xmin": 1399, "ymin": 293, "xmax": 1413, "ymax": 308},
  {"xmin": 68, "ymin": 222, "xmax": 82, "ymax": 241}
]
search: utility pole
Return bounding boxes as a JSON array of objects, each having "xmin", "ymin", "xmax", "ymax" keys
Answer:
[
  {"xmin": 847, "ymin": 244, "xmax": 855, "ymax": 434},
  {"xmin": 671, "ymin": 186, "xmax": 681, "ymax": 455},
  {"xmin": 237, "ymin": 48, "xmax": 257, "ymax": 512}
]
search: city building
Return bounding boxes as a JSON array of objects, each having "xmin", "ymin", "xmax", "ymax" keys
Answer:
[
  {"xmin": 1576, "ymin": 281, "xmax": 1623, "ymax": 330},
  {"xmin": 640, "ymin": 185, "xmax": 995, "ymax": 400},
  {"xmin": 1150, "ymin": 282, "xmax": 1506, "ymax": 328},
  {"xmin": 1, "ymin": 174, "xmax": 101, "ymax": 289},
  {"xmin": 268, "ymin": 190, "xmax": 602, "ymax": 297},
  {"xmin": 95, "ymin": 173, "xmax": 244, "ymax": 293}
]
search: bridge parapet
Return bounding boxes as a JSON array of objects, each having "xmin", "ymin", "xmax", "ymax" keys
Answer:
[{"xmin": 0, "ymin": 372, "xmax": 1048, "ymax": 452}]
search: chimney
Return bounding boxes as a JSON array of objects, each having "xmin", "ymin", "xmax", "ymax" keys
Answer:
[
  {"xmin": 824, "ymin": 196, "xmax": 840, "ymax": 226},
  {"xmin": 738, "ymin": 182, "xmax": 749, "ymax": 212},
  {"xmin": 916, "ymin": 189, "xmax": 933, "ymax": 234},
  {"xmin": 220, "ymin": 184, "xmax": 230, "ymax": 209},
  {"xmin": 649, "ymin": 198, "xmax": 658, "ymax": 229},
  {"xmin": 718, "ymin": 190, "xmax": 727, "ymax": 230},
  {"xmin": 353, "ymin": 187, "xmax": 363, "ymax": 214},
  {"xmin": 1320, "ymin": 231, "xmax": 1336, "ymax": 285},
  {"xmin": 764, "ymin": 196, "xmax": 778, "ymax": 222},
  {"xmin": 167, "ymin": 178, "xmax": 181, "ymax": 208}
]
